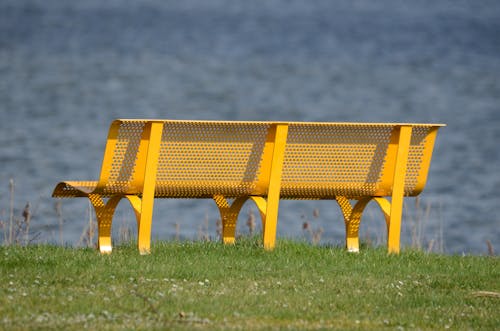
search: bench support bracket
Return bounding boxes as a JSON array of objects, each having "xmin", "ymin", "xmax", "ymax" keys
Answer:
[
  {"xmin": 337, "ymin": 196, "xmax": 392, "ymax": 253},
  {"xmin": 89, "ymin": 121, "xmax": 164, "ymax": 255},
  {"xmin": 337, "ymin": 124, "xmax": 413, "ymax": 254},
  {"xmin": 213, "ymin": 195, "xmax": 267, "ymax": 244},
  {"xmin": 212, "ymin": 120, "xmax": 289, "ymax": 250},
  {"xmin": 89, "ymin": 194, "xmax": 142, "ymax": 254}
]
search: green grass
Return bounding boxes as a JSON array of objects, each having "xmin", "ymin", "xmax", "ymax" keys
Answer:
[{"xmin": 1, "ymin": 239, "xmax": 498, "ymax": 330}]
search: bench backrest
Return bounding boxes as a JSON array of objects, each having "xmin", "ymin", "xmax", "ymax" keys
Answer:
[{"xmin": 96, "ymin": 120, "xmax": 443, "ymax": 199}]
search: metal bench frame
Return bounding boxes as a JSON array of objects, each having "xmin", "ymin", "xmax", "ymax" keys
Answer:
[{"xmin": 53, "ymin": 119, "xmax": 444, "ymax": 254}]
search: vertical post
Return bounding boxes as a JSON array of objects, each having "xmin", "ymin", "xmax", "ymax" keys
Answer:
[
  {"xmin": 388, "ymin": 125, "xmax": 412, "ymax": 254},
  {"xmin": 263, "ymin": 124, "xmax": 288, "ymax": 250},
  {"xmin": 137, "ymin": 121, "xmax": 164, "ymax": 254}
]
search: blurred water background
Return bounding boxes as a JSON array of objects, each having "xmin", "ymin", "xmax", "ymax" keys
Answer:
[{"xmin": 1, "ymin": 0, "xmax": 499, "ymax": 254}]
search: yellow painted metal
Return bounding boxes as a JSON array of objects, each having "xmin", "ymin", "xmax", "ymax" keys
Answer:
[
  {"xmin": 336, "ymin": 196, "xmax": 372, "ymax": 252},
  {"xmin": 96, "ymin": 120, "xmax": 121, "ymax": 190},
  {"xmin": 212, "ymin": 123, "xmax": 289, "ymax": 251},
  {"xmin": 137, "ymin": 121, "xmax": 163, "ymax": 254},
  {"xmin": 387, "ymin": 125, "xmax": 412, "ymax": 254},
  {"xmin": 213, "ymin": 195, "xmax": 268, "ymax": 244},
  {"xmin": 412, "ymin": 126, "xmax": 440, "ymax": 195},
  {"xmin": 378, "ymin": 126, "xmax": 405, "ymax": 195},
  {"xmin": 262, "ymin": 124, "xmax": 289, "ymax": 250},
  {"xmin": 88, "ymin": 194, "xmax": 111, "ymax": 254},
  {"xmin": 337, "ymin": 196, "xmax": 394, "ymax": 253},
  {"xmin": 125, "ymin": 195, "xmax": 143, "ymax": 228},
  {"xmin": 213, "ymin": 195, "xmax": 246, "ymax": 244},
  {"xmin": 52, "ymin": 119, "xmax": 444, "ymax": 254},
  {"xmin": 333, "ymin": 125, "xmax": 438, "ymax": 253},
  {"xmin": 336, "ymin": 196, "xmax": 357, "ymax": 252},
  {"xmin": 373, "ymin": 197, "xmax": 391, "ymax": 232},
  {"xmin": 88, "ymin": 194, "xmax": 142, "ymax": 254}
]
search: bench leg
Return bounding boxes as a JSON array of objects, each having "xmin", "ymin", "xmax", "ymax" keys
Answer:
[
  {"xmin": 387, "ymin": 196, "xmax": 404, "ymax": 254},
  {"xmin": 135, "ymin": 121, "xmax": 163, "ymax": 255},
  {"xmin": 386, "ymin": 125, "xmax": 412, "ymax": 254},
  {"xmin": 213, "ymin": 195, "xmax": 246, "ymax": 244},
  {"xmin": 336, "ymin": 196, "xmax": 371, "ymax": 253},
  {"xmin": 373, "ymin": 197, "xmax": 391, "ymax": 239},
  {"xmin": 255, "ymin": 123, "xmax": 287, "ymax": 250},
  {"xmin": 213, "ymin": 195, "xmax": 269, "ymax": 246},
  {"xmin": 262, "ymin": 195, "xmax": 281, "ymax": 251},
  {"xmin": 89, "ymin": 194, "xmax": 122, "ymax": 254},
  {"xmin": 373, "ymin": 197, "xmax": 404, "ymax": 254},
  {"xmin": 249, "ymin": 197, "xmax": 267, "ymax": 229},
  {"xmin": 89, "ymin": 194, "xmax": 146, "ymax": 254},
  {"xmin": 123, "ymin": 195, "xmax": 145, "ymax": 252},
  {"xmin": 338, "ymin": 196, "xmax": 403, "ymax": 254},
  {"xmin": 135, "ymin": 196, "xmax": 155, "ymax": 255}
]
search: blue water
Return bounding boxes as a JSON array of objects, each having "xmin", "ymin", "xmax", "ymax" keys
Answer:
[{"xmin": 1, "ymin": 0, "xmax": 499, "ymax": 254}]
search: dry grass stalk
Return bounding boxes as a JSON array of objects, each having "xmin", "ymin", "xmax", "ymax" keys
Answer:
[
  {"xmin": 302, "ymin": 209, "xmax": 323, "ymax": 245},
  {"xmin": 118, "ymin": 218, "xmax": 133, "ymax": 244},
  {"xmin": 197, "ymin": 214, "xmax": 210, "ymax": 241},
  {"xmin": 472, "ymin": 291, "xmax": 500, "ymax": 298},
  {"xmin": 0, "ymin": 179, "xmax": 40, "ymax": 246},
  {"xmin": 78, "ymin": 200, "xmax": 97, "ymax": 248},
  {"xmin": 409, "ymin": 196, "xmax": 431, "ymax": 251},
  {"xmin": 174, "ymin": 222, "xmax": 180, "ymax": 241},
  {"xmin": 215, "ymin": 219, "xmax": 222, "ymax": 240},
  {"xmin": 486, "ymin": 240, "xmax": 494, "ymax": 256},
  {"xmin": 427, "ymin": 239, "xmax": 435, "ymax": 253},
  {"xmin": 8, "ymin": 178, "xmax": 14, "ymax": 244},
  {"xmin": 246, "ymin": 208, "xmax": 256, "ymax": 236},
  {"xmin": 21, "ymin": 202, "xmax": 31, "ymax": 244},
  {"xmin": 405, "ymin": 197, "xmax": 445, "ymax": 253},
  {"xmin": 54, "ymin": 200, "xmax": 64, "ymax": 245}
]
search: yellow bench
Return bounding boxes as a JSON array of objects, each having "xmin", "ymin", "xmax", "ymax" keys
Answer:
[{"xmin": 53, "ymin": 119, "xmax": 444, "ymax": 254}]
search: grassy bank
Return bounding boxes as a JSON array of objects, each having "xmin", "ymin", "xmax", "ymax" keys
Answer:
[{"xmin": 1, "ymin": 239, "xmax": 498, "ymax": 330}]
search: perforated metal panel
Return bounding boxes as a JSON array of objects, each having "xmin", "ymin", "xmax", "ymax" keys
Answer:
[
  {"xmin": 404, "ymin": 126, "xmax": 433, "ymax": 196},
  {"xmin": 103, "ymin": 120, "xmax": 146, "ymax": 194},
  {"xmin": 155, "ymin": 121, "xmax": 271, "ymax": 197},
  {"xmin": 281, "ymin": 124, "xmax": 394, "ymax": 198},
  {"xmin": 52, "ymin": 120, "xmax": 147, "ymax": 198},
  {"xmin": 53, "ymin": 120, "xmax": 443, "ymax": 200},
  {"xmin": 53, "ymin": 181, "xmax": 98, "ymax": 197}
]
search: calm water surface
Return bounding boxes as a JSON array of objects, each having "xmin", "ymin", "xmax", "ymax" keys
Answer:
[{"xmin": 1, "ymin": 0, "xmax": 499, "ymax": 254}]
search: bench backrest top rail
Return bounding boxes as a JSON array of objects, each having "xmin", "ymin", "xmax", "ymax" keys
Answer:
[
  {"xmin": 60, "ymin": 119, "xmax": 444, "ymax": 199},
  {"xmin": 117, "ymin": 118, "xmax": 446, "ymax": 127}
]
